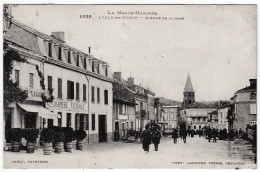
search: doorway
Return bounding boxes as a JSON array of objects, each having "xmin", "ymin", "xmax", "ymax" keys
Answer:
[{"xmin": 98, "ymin": 115, "xmax": 107, "ymax": 142}]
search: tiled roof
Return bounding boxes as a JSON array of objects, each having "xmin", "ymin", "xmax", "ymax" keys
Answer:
[
  {"xmin": 184, "ymin": 73, "xmax": 194, "ymax": 92},
  {"xmin": 113, "ymin": 81, "xmax": 136, "ymax": 105},
  {"xmin": 185, "ymin": 102, "xmax": 218, "ymax": 109}
]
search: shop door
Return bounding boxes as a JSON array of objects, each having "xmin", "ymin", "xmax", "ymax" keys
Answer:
[
  {"xmin": 122, "ymin": 123, "xmax": 125, "ymax": 137},
  {"xmin": 25, "ymin": 113, "xmax": 36, "ymax": 128},
  {"xmin": 99, "ymin": 115, "xmax": 107, "ymax": 142}
]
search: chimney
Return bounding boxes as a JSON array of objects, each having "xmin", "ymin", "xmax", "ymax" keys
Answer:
[
  {"xmin": 128, "ymin": 77, "xmax": 134, "ymax": 85},
  {"xmin": 51, "ymin": 32, "xmax": 65, "ymax": 42},
  {"xmin": 249, "ymin": 79, "xmax": 256, "ymax": 88},
  {"xmin": 88, "ymin": 47, "xmax": 91, "ymax": 54},
  {"xmin": 114, "ymin": 72, "xmax": 122, "ymax": 82}
]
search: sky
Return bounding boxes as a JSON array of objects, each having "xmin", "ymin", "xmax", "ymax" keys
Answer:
[{"xmin": 10, "ymin": 4, "xmax": 257, "ymax": 102}]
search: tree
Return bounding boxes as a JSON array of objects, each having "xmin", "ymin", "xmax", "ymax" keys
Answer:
[{"xmin": 4, "ymin": 46, "xmax": 28, "ymax": 106}]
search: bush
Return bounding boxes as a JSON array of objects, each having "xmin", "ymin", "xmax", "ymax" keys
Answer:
[
  {"xmin": 41, "ymin": 128, "xmax": 55, "ymax": 143},
  {"xmin": 54, "ymin": 131, "xmax": 65, "ymax": 142},
  {"xmin": 24, "ymin": 129, "xmax": 39, "ymax": 142},
  {"xmin": 74, "ymin": 129, "xmax": 87, "ymax": 141},
  {"xmin": 62, "ymin": 127, "xmax": 75, "ymax": 142},
  {"xmin": 10, "ymin": 128, "xmax": 23, "ymax": 142}
]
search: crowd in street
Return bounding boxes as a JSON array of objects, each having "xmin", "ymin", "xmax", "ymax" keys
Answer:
[{"xmin": 140, "ymin": 124, "xmax": 246, "ymax": 153}]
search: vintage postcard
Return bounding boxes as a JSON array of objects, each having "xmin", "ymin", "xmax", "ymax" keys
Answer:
[{"xmin": 2, "ymin": 3, "xmax": 257, "ymax": 170}]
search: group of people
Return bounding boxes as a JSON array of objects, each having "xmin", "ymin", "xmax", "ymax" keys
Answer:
[
  {"xmin": 140, "ymin": 125, "xmax": 161, "ymax": 153},
  {"xmin": 140, "ymin": 124, "xmax": 245, "ymax": 153}
]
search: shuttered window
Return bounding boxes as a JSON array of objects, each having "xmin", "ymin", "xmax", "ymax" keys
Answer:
[
  {"xmin": 67, "ymin": 81, "xmax": 74, "ymax": 99},
  {"xmin": 48, "ymin": 76, "xmax": 52, "ymax": 91},
  {"xmin": 29, "ymin": 73, "xmax": 34, "ymax": 88},
  {"xmin": 76, "ymin": 82, "xmax": 80, "ymax": 100},
  {"xmin": 83, "ymin": 84, "xmax": 86, "ymax": 101},
  {"xmin": 91, "ymin": 86, "xmax": 95, "ymax": 103},
  {"xmin": 58, "ymin": 78, "xmax": 62, "ymax": 98},
  {"xmin": 104, "ymin": 90, "xmax": 108, "ymax": 105}
]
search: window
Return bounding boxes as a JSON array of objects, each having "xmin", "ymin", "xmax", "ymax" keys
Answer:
[
  {"xmin": 76, "ymin": 54, "xmax": 80, "ymax": 67},
  {"xmin": 97, "ymin": 87, "xmax": 100, "ymax": 103},
  {"xmin": 68, "ymin": 51, "xmax": 71, "ymax": 63},
  {"xmin": 15, "ymin": 70, "xmax": 19, "ymax": 85},
  {"xmin": 97, "ymin": 63, "xmax": 100, "ymax": 74},
  {"xmin": 86, "ymin": 114, "xmax": 89, "ymax": 130},
  {"xmin": 104, "ymin": 90, "xmax": 108, "ymax": 104},
  {"xmin": 92, "ymin": 114, "xmax": 95, "ymax": 130},
  {"xmin": 48, "ymin": 76, "xmax": 52, "ymax": 91},
  {"xmin": 58, "ymin": 112, "xmax": 62, "ymax": 127},
  {"xmin": 58, "ymin": 47, "xmax": 62, "ymax": 61},
  {"xmin": 83, "ymin": 57, "xmax": 87, "ymax": 69},
  {"xmin": 58, "ymin": 78, "xmax": 62, "ymax": 98},
  {"xmin": 92, "ymin": 61, "xmax": 95, "ymax": 72},
  {"xmin": 250, "ymin": 92, "xmax": 257, "ymax": 100},
  {"xmin": 83, "ymin": 84, "xmax": 86, "ymax": 101},
  {"xmin": 250, "ymin": 104, "xmax": 257, "ymax": 115},
  {"xmin": 220, "ymin": 112, "xmax": 223, "ymax": 120},
  {"xmin": 105, "ymin": 67, "xmax": 108, "ymax": 76},
  {"xmin": 66, "ymin": 113, "xmax": 71, "ymax": 127},
  {"xmin": 76, "ymin": 82, "xmax": 80, "ymax": 100},
  {"xmin": 29, "ymin": 73, "xmax": 34, "ymax": 88},
  {"xmin": 91, "ymin": 86, "xmax": 95, "ymax": 103},
  {"xmin": 67, "ymin": 81, "xmax": 74, "ymax": 99},
  {"xmin": 48, "ymin": 42, "xmax": 52, "ymax": 57},
  {"xmin": 119, "ymin": 104, "xmax": 123, "ymax": 114},
  {"xmin": 131, "ymin": 122, "xmax": 133, "ymax": 129},
  {"xmin": 194, "ymin": 125, "xmax": 196, "ymax": 129},
  {"xmin": 80, "ymin": 114, "xmax": 85, "ymax": 130}
]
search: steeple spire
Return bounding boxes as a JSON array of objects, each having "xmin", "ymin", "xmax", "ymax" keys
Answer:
[{"xmin": 184, "ymin": 73, "xmax": 194, "ymax": 92}]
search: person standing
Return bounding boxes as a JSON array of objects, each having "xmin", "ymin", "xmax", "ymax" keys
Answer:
[
  {"xmin": 212, "ymin": 128, "xmax": 217, "ymax": 143},
  {"xmin": 182, "ymin": 130, "xmax": 187, "ymax": 143},
  {"xmin": 141, "ymin": 125, "xmax": 152, "ymax": 153},
  {"xmin": 172, "ymin": 128, "xmax": 178, "ymax": 144},
  {"xmin": 152, "ymin": 127, "xmax": 161, "ymax": 151},
  {"xmin": 208, "ymin": 128, "xmax": 212, "ymax": 142}
]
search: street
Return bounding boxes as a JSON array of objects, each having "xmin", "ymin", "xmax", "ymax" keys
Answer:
[{"xmin": 4, "ymin": 136, "xmax": 256, "ymax": 169}]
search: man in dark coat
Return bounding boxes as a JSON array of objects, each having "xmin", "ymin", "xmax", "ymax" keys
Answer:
[
  {"xmin": 208, "ymin": 128, "xmax": 212, "ymax": 142},
  {"xmin": 172, "ymin": 128, "xmax": 178, "ymax": 144},
  {"xmin": 182, "ymin": 130, "xmax": 187, "ymax": 143},
  {"xmin": 152, "ymin": 127, "xmax": 161, "ymax": 151},
  {"xmin": 141, "ymin": 125, "xmax": 152, "ymax": 153},
  {"xmin": 212, "ymin": 128, "xmax": 217, "ymax": 143}
]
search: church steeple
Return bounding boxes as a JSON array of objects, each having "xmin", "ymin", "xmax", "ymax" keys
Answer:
[{"xmin": 183, "ymin": 73, "xmax": 195, "ymax": 107}]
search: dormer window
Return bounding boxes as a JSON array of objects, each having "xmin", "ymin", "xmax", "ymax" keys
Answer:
[
  {"xmin": 105, "ymin": 67, "xmax": 108, "ymax": 76},
  {"xmin": 68, "ymin": 51, "xmax": 71, "ymax": 63},
  {"xmin": 76, "ymin": 54, "xmax": 80, "ymax": 67},
  {"xmin": 48, "ymin": 42, "xmax": 52, "ymax": 57},
  {"xmin": 58, "ymin": 47, "xmax": 62, "ymax": 61},
  {"xmin": 97, "ymin": 63, "xmax": 100, "ymax": 74},
  {"xmin": 92, "ymin": 61, "xmax": 95, "ymax": 72},
  {"xmin": 83, "ymin": 57, "xmax": 87, "ymax": 69}
]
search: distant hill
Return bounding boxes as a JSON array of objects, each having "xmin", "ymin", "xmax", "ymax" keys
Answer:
[{"xmin": 155, "ymin": 97, "xmax": 182, "ymax": 107}]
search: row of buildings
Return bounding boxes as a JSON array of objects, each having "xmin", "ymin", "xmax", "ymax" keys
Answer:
[
  {"xmin": 179, "ymin": 74, "xmax": 257, "ymax": 133},
  {"xmin": 3, "ymin": 6, "xmax": 156, "ymax": 144},
  {"xmin": 154, "ymin": 73, "xmax": 257, "ymax": 134}
]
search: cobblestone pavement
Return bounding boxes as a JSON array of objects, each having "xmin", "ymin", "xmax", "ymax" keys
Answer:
[{"xmin": 4, "ymin": 136, "xmax": 256, "ymax": 169}]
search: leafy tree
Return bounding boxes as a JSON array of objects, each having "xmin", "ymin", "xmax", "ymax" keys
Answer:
[{"xmin": 4, "ymin": 45, "xmax": 28, "ymax": 106}]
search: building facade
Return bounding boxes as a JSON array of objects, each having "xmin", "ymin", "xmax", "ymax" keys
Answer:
[
  {"xmin": 4, "ymin": 13, "xmax": 113, "ymax": 144},
  {"xmin": 231, "ymin": 79, "xmax": 257, "ymax": 132},
  {"xmin": 113, "ymin": 74, "xmax": 136, "ymax": 140}
]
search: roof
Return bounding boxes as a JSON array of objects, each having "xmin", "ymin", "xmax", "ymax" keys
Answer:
[
  {"xmin": 113, "ymin": 80, "xmax": 136, "ymax": 105},
  {"xmin": 184, "ymin": 73, "xmax": 194, "ymax": 92},
  {"xmin": 236, "ymin": 84, "xmax": 256, "ymax": 94},
  {"xmin": 185, "ymin": 102, "xmax": 218, "ymax": 109}
]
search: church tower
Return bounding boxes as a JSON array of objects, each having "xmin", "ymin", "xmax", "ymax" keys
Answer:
[{"xmin": 183, "ymin": 73, "xmax": 195, "ymax": 107}]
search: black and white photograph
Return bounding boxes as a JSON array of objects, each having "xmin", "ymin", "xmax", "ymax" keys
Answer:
[{"xmin": 2, "ymin": 3, "xmax": 258, "ymax": 169}]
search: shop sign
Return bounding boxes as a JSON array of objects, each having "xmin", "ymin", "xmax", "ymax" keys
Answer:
[
  {"xmin": 46, "ymin": 99, "xmax": 87, "ymax": 111},
  {"xmin": 24, "ymin": 88, "xmax": 47, "ymax": 102}
]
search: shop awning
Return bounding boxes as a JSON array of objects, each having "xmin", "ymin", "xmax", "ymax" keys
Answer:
[{"xmin": 17, "ymin": 103, "xmax": 61, "ymax": 119}]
